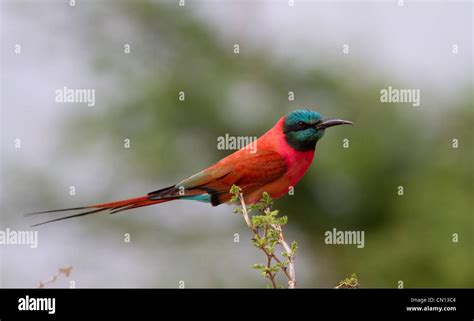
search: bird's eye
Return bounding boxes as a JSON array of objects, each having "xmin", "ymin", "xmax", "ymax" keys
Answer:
[{"xmin": 298, "ymin": 121, "xmax": 305, "ymax": 127}]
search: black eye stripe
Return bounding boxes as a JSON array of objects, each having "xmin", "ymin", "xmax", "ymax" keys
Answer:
[
  {"xmin": 298, "ymin": 122, "xmax": 311, "ymax": 129},
  {"xmin": 283, "ymin": 119, "xmax": 321, "ymax": 134}
]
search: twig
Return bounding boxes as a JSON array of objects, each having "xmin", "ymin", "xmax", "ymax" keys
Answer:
[
  {"xmin": 239, "ymin": 194, "xmax": 277, "ymax": 286},
  {"xmin": 239, "ymin": 195, "xmax": 256, "ymax": 233},
  {"xmin": 236, "ymin": 190, "xmax": 297, "ymax": 288},
  {"xmin": 271, "ymin": 221, "xmax": 296, "ymax": 288},
  {"xmin": 37, "ymin": 266, "xmax": 73, "ymax": 288},
  {"xmin": 335, "ymin": 273, "xmax": 359, "ymax": 289}
]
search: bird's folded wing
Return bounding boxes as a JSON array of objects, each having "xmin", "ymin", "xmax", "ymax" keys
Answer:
[{"xmin": 171, "ymin": 149, "xmax": 288, "ymax": 205}]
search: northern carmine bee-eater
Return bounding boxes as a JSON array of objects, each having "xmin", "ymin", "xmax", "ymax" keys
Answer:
[{"xmin": 28, "ymin": 109, "xmax": 352, "ymax": 226}]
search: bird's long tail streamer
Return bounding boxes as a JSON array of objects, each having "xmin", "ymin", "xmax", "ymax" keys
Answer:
[{"xmin": 25, "ymin": 195, "xmax": 176, "ymax": 227}]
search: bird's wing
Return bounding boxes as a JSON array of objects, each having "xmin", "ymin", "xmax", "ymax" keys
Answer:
[{"xmin": 150, "ymin": 149, "xmax": 288, "ymax": 205}]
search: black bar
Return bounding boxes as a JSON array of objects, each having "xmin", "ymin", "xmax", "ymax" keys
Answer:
[{"xmin": 0, "ymin": 289, "xmax": 472, "ymax": 321}]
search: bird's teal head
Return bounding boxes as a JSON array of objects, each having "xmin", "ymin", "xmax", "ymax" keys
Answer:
[{"xmin": 283, "ymin": 109, "xmax": 353, "ymax": 151}]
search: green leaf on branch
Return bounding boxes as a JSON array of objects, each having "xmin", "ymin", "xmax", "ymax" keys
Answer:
[
  {"xmin": 229, "ymin": 185, "xmax": 242, "ymax": 202},
  {"xmin": 290, "ymin": 241, "xmax": 298, "ymax": 254},
  {"xmin": 277, "ymin": 215, "xmax": 288, "ymax": 225}
]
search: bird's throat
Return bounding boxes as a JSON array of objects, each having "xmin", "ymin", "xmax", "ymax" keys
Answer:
[{"xmin": 284, "ymin": 132, "xmax": 318, "ymax": 152}]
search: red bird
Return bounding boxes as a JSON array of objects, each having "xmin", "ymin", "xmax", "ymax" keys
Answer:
[{"xmin": 29, "ymin": 109, "xmax": 352, "ymax": 226}]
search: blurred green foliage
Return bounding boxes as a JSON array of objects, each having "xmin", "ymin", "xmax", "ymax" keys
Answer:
[{"xmin": 62, "ymin": 1, "xmax": 472, "ymax": 287}]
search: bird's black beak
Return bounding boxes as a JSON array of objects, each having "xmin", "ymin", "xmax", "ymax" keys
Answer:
[{"xmin": 316, "ymin": 119, "xmax": 354, "ymax": 130}]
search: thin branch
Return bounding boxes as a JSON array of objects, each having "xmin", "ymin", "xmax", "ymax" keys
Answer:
[
  {"xmin": 335, "ymin": 273, "xmax": 359, "ymax": 289},
  {"xmin": 238, "ymin": 192, "xmax": 296, "ymax": 288},
  {"xmin": 266, "ymin": 255, "xmax": 277, "ymax": 288},
  {"xmin": 271, "ymin": 222, "xmax": 296, "ymax": 289},
  {"xmin": 37, "ymin": 266, "xmax": 73, "ymax": 288},
  {"xmin": 239, "ymin": 194, "xmax": 257, "ymax": 233}
]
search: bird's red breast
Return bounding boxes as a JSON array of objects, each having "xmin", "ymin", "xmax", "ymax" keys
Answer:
[{"xmin": 241, "ymin": 116, "xmax": 315, "ymax": 202}]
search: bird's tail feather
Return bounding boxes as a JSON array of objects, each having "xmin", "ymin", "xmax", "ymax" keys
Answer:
[{"xmin": 26, "ymin": 194, "xmax": 175, "ymax": 227}]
